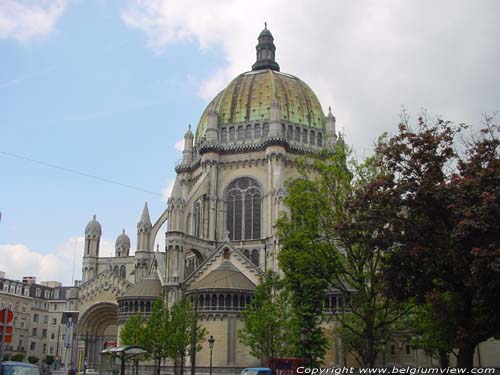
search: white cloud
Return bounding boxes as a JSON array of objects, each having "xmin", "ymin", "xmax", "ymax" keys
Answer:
[
  {"xmin": 174, "ymin": 138, "xmax": 184, "ymax": 151},
  {"xmin": 161, "ymin": 178, "xmax": 176, "ymax": 202},
  {"xmin": 121, "ymin": 0, "xmax": 500, "ymax": 154},
  {"xmin": 0, "ymin": 0, "xmax": 68, "ymax": 42},
  {"xmin": 0, "ymin": 236, "xmax": 114, "ymax": 285}
]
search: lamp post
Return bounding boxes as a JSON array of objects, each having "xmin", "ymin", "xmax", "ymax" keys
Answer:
[{"xmin": 208, "ymin": 336, "xmax": 215, "ymax": 375}]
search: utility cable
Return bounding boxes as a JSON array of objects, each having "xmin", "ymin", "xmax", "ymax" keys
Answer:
[{"xmin": 0, "ymin": 150, "xmax": 162, "ymax": 197}]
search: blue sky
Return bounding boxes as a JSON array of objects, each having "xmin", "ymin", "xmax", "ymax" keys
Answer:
[{"xmin": 1, "ymin": 0, "xmax": 499, "ymax": 284}]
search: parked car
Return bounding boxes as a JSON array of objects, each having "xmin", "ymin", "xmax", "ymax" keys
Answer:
[
  {"xmin": 67, "ymin": 367, "xmax": 77, "ymax": 375},
  {"xmin": 241, "ymin": 368, "xmax": 272, "ymax": 375},
  {"xmin": 0, "ymin": 361, "xmax": 41, "ymax": 375}
]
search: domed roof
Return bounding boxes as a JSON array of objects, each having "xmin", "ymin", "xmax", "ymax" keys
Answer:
[
  {"xmin": 115, "ymin": 230, "xmax": 130, "ymax": 249},
  {"xmin": 121, "ymin": 275, "xmax": 161, "ymax": 299},
  {"xmin": 195, "ymin": 69, "xmax": 325, "ymax": 141},
  {"xmin": 85, "ymin": 215, "xmax": 102, "ymax": 236}
]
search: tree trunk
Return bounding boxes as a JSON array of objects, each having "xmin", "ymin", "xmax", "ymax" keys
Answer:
[
  {"xmin": 438, "ymin": 350, "xmax": 449, "ymax": 368},
  {"xmin": 457, "ymin": 343, "xmax": 475, "ymax": 370}
]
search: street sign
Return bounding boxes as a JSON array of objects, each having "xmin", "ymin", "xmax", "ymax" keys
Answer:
[
  {"xmin": 0, "ymin": 326, "xmax": 13, "ymax": 333},
  {"xmin": 0, "ymin": 308, "xmax": 13, "ymax": 324}
]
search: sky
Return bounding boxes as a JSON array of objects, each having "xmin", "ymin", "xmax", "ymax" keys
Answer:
[{"xmin": 1, "ymin": 0, "xmax": 499, "ymax": 285}]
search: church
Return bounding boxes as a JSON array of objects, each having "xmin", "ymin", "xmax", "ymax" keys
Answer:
[
  {"xmin": 72, "ymin": 26, "xmax": 500, "ymax": 371},
  {"xmin": 75, "ymin": 24, "xmax": 338, "ymax": 370}
]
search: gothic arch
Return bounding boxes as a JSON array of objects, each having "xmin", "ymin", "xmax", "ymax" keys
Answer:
[{"xmin": 223, "ymin": 177, "xmax": 263, "ymax": 241}]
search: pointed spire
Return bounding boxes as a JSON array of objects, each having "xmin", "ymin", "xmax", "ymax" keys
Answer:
[
  {"xmin": 185, "ymin": 124, "xmax": 193, "ymax": 138},
  {"xmin": 139, "ymin": 202, "xmax": 152, "ymax": 225},
  {"xmin": 252, "ymin": 24, "xmax": 280, "ymax": 72}
]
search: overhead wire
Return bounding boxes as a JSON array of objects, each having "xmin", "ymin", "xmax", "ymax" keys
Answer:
[{"xmin": 0, "ymin": 150, "xmax": 162, "ymax": 197}]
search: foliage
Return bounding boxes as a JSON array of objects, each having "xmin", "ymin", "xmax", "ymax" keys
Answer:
[
  {"xmin": 120, "ymin": 315, "xmax": 145, "ymax": 347},
  {"xmin": 278, "ymin": 139, "xmax": 410, "ymax": 367},
  {"xmin": 42, "ymin": 355, "xmax": 55, "ymax": 366},
  {"xmin": 143, "ymin": 300, "xmax": 169, "ymax": 375},
  {"xmin": 373, "ymin": 115, "xmax": 500, "ymax": 368},
  {"xmin": 2, "ymin": 354, "xmax": 11, "ymax": 361},
  {"xmin": 239, "ymin": 271, "xmax": 296, "ymax": 364},
  {"xmin": 168, "ymin": 296, "xmax": 206, "ymax": 375},
  {"xmin": 27, "ymin": 356, "xmax": 39, "ymax": 364},
  {"xmin": 10, "ymin": 353, "xmax": 25, "ymax": 362}
]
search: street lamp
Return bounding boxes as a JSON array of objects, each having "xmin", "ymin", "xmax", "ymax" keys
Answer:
[{"xmin": 208, "ymin": 336, "xmax": 215, "ymax": 375}]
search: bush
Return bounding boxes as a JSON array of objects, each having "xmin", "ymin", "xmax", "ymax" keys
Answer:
[
  {"xmin": 10, "ymin": 353, "xmax": 25, "ymax": 362},
  {"xmin": 27, "ymin": 356, "xmax": 39, "ymax": 364},
  {"xmin": 43, "ymin": 355, "xmax": 55, "ymax": 366}
]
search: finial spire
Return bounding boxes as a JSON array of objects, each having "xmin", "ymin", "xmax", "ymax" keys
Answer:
[
  {"xmin": 93, "ymin": 214, "xmax": 96, "ymax": 220},
  {"xmin": 122, "ymin": 229, "xmax": 125, "ymax": 234},
  {"xmin": 264, "ymin": 21, "xmax": 267, "ymax": 29}
]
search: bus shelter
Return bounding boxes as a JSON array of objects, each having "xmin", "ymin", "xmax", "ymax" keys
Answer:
[{"xmin": 100, "ymin": 346, "xmax": 148, "ymax": 375}]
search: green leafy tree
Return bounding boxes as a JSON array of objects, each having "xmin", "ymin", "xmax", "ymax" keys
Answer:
[
  {"xmin": 278, "ymin": 140, "xmax": 410, "ymax": 367},
  {"xmin": 168, "ymin": 297, "xmax": 206, "ymax": 375},
  {"xmin": 120, "ymin": 315, "xmax": 146, "ymax": 375},
  {"xmin": 239, "ymin": 271, "xmax": 296, "ymax": 367},
  {"xmin": 373, "ymin": 116, "xmax": 500, "ymax": 369},
  {"xmin": 143, "ymin": 300, "xmax": 169, "ymax": 375}
]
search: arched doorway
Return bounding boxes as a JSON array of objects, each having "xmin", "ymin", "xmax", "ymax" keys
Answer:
[{"xmin": 77, "ymin": 302, "xmax": 118, "ymax": 368}]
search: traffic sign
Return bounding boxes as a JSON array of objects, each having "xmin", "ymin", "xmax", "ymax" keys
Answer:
[
  {"xmin": 0, "ymin": 334, "xmax": 12, "ymax": 343},
  {"xmin": 0, "ymin": 308, "xmax": 13, "ymax": 324},
  {"xmin": 0, "ymin": 326, "xmax": 13, "ymax": 334}
]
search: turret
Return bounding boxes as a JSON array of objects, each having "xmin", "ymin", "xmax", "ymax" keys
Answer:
[
  {"xmin": 205, "ymin": 103, "xmax": 219, "ymax": 144},
  {"xmin": 268, "ymin": 97, "xmax": 282, "ymax": 138},
  {"xmin": 137, "ymin": 202, "xmax": 152, "ymax": 252},
  {"xmin": 325, "ymin": 106, "xmax": 337, "ymax": 146},
  {"xmin": 115, "ymin": 229, "xmax": 130, "ymax": 257},
  {"xmin": 182, "ymin": 125, "xmax": 194, "ymax": 164},
  {"xmin": 82, "ymin": 215, "xmax": 102, "ymax": 282},
  {"xmin": 167, "ymin": 179, "xmax": 184, "ymax": 232}
]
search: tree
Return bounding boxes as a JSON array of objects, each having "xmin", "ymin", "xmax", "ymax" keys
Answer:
[
  {"xmin": 168, "ymin": 296, "xmax": 206, "ymax": 375},
  {"xmin": 373, "ymin": 116, "xmax": 500, "ymax": 368},
  {"xmin": 143, "ymin": 300, "xmax": 169, "ymax": 375},
  {"xmin": 278, "ymin": 140, "xmax": 411, "ymax": 367},
  {"xmin": 120, "ymin": 315, "xmax": 146, "ymax": 375},
  {"xmin": 239, "ymin": 271, "xmax": 296, "ymax": 367}
]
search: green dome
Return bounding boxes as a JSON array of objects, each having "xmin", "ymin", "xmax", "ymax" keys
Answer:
[{"xmin": 195, "ymin": 69, "xmax": 325, "ymax": 142}]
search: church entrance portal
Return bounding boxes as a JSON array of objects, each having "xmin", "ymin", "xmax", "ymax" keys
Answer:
[{"xmin": 77, "ymin": 302, "xmax": 118, "ymax": 368}]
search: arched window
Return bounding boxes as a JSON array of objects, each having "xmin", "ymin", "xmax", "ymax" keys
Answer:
[
  {"xmin": 225, "ymin": 178, "xmax": 262, "ymax": 241},
  {"xmin": 229, "ymin": 127, "xmax": 235, "ymax": 141},
  {"xmin": 243, "ymin": 249, "xmax": 250, "ymax": 259},
  {"xmin": 317, "ymin": 132, "xmax": 323, "ymax": 147},
  {"xmin": 262, "ymin": 123, "xmax": 269, "ymax": 138},
  {"xmin": 220, "ymin": 128, "xmax": 227, "ymax": 142},
  {"xmin": 295, "ymin": 127, "xmax": 301, "ymax": 142},
  {"xmin": 120, "ymin": 265, "xmax": 126, "ymax": 279},
  {"xmin": 254, "ymin": 124, "xmax": 261, "ymax": 138},
  {"xmin": 310, "ymin": 130, "xmax": 316, "ymax": 146},
  {"xmin": 302, "ymin": 129, "xmax": 308, "ymax": 143},
  {"xmin": 246, "ymin": 125, "xmax": 253, "ymax": 139},
  {"xmin": 238, "ymin": 126, "xmax": 245, "ymax": 140},
  {"xmin": 251, "ymin": 249, "xmax": 259, "ymax": 266},
  {"xmin": 287, "ymin": 126, "xmax": 293, "ymax": 140},
  {"xmin": 193, "ymin": 200, "xmax": 202, "ymax": 238}
]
